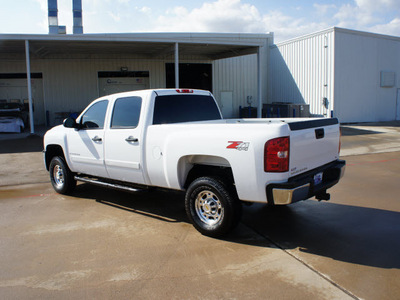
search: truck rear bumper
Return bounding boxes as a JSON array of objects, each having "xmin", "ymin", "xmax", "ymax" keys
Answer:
[{"xmin": 266, "ymin": 160, "xmax": 346, "ymax": 205}]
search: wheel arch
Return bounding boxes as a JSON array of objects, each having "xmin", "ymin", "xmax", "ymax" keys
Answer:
[
  {"xmin": 44, "ymin": 144, "xmax": 66, "ymax": 171},
  {"xmin": 178, "ymin": 155, "xmax": 235, "ymax": 190}
]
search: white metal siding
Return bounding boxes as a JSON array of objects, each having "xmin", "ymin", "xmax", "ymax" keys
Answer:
[
  {"xmin": 1, "ymin": 57, "xmax": 263, "ymax": 125},
  {"xmin": 0, "ymin": 33, "xmax": 272, "ymax": 125},
  {"xmin": 269, "ymin": 29, "xmax": 335, "ymax": 118},
  {"xmin": 0, "ymin": 58, "xmax": 213, "ymax": 125},
  {"xmin": 0, "ymin": 59, "xmax": 168, "ymax": 125},
  {"xmin": 334, "ymin": 29, "xmax": 400, "ymax": 122},
  {"xmin": 213, "ymin": 55, "xmax": 258, "ymax": 117}
]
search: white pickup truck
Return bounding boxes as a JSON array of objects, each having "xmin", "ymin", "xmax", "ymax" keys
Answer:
[{"xmin": 44, "ymin": 89, "xmax": 345, "ymax": 237}]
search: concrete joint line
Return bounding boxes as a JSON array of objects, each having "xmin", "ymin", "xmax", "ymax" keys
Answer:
[{"xmin": 243, "ymin": 224, "xmax": 361, "ymax": 300}]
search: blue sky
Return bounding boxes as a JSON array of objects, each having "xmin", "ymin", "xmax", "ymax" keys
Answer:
[{"xmin": 1, "ymin": 0, "xmax": 399, "ymax": 42}]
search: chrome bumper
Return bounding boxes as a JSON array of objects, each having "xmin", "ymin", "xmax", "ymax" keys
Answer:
[
  {"xmin": 272, "ymin": 183, "xmax": 311, "ymax": 205},
  {"xmin": 266, "ymin": 160, "xmax": 346, "ymax": 205}
]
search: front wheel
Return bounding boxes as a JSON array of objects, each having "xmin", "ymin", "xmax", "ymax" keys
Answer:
[
  {"xmin": 185, "ymin": 177, "xmax": 242, "ymax": 237},
  {"xmin": 49, "ymin": 156, "xmax": 76, "ymax": 195}
]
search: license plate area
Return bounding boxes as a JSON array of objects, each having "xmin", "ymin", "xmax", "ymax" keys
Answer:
[{"xmin": 314, "ymin": 172, "xmax": 323, "ymax": 186}]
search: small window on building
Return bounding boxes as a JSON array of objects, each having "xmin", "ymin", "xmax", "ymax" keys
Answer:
[
  {"xmin": 81, "ymin": 100, "xmax": 108, "ymax": 129},
  {"xmin": 111, "ymin": 96, "xmax": 142, "ymax": 128}
]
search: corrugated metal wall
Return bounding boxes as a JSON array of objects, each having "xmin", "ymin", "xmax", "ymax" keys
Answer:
[
  {"xmin": 213, "ymin": 54, "xmax": 258, "ymax": 117},
  {"xmin": 0, "ymin": 54, "xmax": 265, "ymax": 125},
  {"xmin": 0, "ymin": 59, "xmax": 169, "ymax": 125},
  {"xmin": 269, "ymin": 29, "xmax": 335, "ymax": 118},
  {"xmin": 0, "ymin": 57, "xmax": 220, "ymax": 125}
]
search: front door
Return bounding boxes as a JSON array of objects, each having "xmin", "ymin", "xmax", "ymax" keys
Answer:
[
  {"xmin": 104, "ymin": 95, "xmax": 145, "ymax": 184},
  {"xmin": 68, "ymin": 100, "xmax": 109, "ymax": 178}
]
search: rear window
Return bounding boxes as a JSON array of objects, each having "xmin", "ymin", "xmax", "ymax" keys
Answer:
[{"xmin": 153, "ymin": 94, "xmax": 221, "ymax": 125}]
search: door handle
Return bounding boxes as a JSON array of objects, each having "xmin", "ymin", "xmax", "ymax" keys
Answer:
[
  {"xmin": 125, "ymin": 136, "xmax": 138, "ymax": 142},
  {"xmin": 92, "ymin": 136, "xmax": 102, "ymax": 142}
]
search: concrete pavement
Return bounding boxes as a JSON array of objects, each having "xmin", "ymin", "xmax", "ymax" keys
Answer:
[{"xmin": 340, "ymin": 121, "xmax": 400, "ymax": 156}]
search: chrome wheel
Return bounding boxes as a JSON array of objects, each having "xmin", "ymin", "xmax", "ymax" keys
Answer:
[
  {"xmin": 53, "ymin": 164, "xmax": 65, "ymax": 187},
  {"xmin": 49, "ymin": 156, "xmax": 76, "ymax": 195},
  {"xmin": 195, "ymin": 190, "xmax": 224, "ymax": 226}
]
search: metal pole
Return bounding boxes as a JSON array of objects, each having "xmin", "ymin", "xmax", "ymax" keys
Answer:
[
  {"xmin": 25, "ymin": 40, "xmax": 35, "ymax": 134},
  {"xmin": 257, "ymin": 46, "xmax": 262, "ymax": 118},
  {"xmin": 175, "ymin": 43, "xmax": 179, "ymax": 89}
]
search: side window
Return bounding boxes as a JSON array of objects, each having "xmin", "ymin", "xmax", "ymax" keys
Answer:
[
  {"xmin": 80, "ymin": 100, "xmax": 108, "ymax": 129},
  {"xmin": 111, "ymin": 96, "xmax": 142, "ymax": 128}
]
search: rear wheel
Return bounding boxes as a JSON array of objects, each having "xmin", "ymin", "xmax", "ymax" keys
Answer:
[
  {"xmin": 185, "ymin": 177, "xmax": 242, "ymax": 237},
  {"xmin": 49, "ymin": 156, "xmax": 76, "ymax": 194}
]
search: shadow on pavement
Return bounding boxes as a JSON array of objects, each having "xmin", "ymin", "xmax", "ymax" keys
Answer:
[
  {"xmin": 242, "ymin": 200, "xmax": 400, "ymax": 269},
  {"xmin": 340, "ymin": 127, "xmax": 381, "ymax": 136},
  {"xmin": 72, "ymin": 183, "xmax": 188, "ymax": 224},
  {"xmin": 0, "ymin": 135, "xmax": 43, "ymax": 154},
  {"xmin": 70, "ymin": 183, "xmax": 400, "ymax": 269}
]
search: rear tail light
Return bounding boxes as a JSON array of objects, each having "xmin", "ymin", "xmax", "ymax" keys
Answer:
[
  {"xmin": 264, "ymin": 137, "xmax": 290, "ymax": 172},
  {"xmin": 176, "ymin": 89, "xmax": 194, "ymax": 93}
]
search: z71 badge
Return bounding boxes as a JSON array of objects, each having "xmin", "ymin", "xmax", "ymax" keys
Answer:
[{"xmin": 227, "ymin": 141, "xmax": 250, "ymax": 151}]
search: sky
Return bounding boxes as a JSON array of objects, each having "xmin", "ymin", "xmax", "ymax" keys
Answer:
[{"xmin": 1, "ymin": 0, "xmax": 400, "ymax": 42}]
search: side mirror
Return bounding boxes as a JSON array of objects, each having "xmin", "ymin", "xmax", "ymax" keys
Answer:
[{"xmin": 63, "ymin": 117, "xmax": 79, "ymax": 129}]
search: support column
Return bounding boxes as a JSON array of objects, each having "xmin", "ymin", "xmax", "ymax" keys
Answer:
[
  {"xmin": 257, "ymin": 46, "xmax": 262, "ymax": 118},
  {"xmin": 25, "ymin": 40, "xmax": 35, "ymax": 134},
  {"xmin": 175, "ymin": 43, "xmax": 179, "ymax": 89}
]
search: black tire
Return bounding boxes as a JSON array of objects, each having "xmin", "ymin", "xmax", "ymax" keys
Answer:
[
  {"xmin": 185, "ymin": 177, "xmax": 242, "ymax": 237},
  {"xmin": 49, "ymin": 156, "xmax": 76, "ymax": 195}
]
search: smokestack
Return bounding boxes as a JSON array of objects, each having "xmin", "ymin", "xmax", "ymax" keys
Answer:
[
  {"xmin": 73, "ymin": 0, "xmax": 83, "ymax": 34},
  {"xmin": 48, "ymin": 0, "xmax": 58, "ymax": 34},
  {"xmin": 48, "ymin": 0, "xmax": 66, "ymax": 34}
]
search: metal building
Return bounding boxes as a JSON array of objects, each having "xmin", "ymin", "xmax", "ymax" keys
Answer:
[
  {"xmin": 0, "ymin": 33, "xmax": 271, "ymax": 131},
  {"xmin": 269, "ymin": 27, "xmax": 400, "ymax": 123}
]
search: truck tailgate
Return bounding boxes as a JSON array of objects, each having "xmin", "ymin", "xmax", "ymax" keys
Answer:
[{"xmin": 288, "ymin": 118, "xmax": 340, "ymax": 177}]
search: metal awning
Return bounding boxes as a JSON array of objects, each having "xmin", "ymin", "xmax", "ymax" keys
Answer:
[
  {"xmin": 0, "ymin": 32, "xmax": 270, "ymax": 60},
  {"xmin": 0, "ymin": 32, "xmax": 272, "ymax": 133}
]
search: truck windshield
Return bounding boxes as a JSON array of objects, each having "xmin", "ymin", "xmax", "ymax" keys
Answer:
[{"xmin": 153, "ymin": 94, "xmax": 222, "ymax": 125}]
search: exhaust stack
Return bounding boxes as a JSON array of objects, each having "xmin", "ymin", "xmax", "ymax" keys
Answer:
[
  {"xmin": 48, "ymin": 0, "xmax": 83, "ymax": 34},
  {"xmin": 48, "ymin": 0, "xmax": 59, "ymax": 34},
  {"xmin": 48, "ymin": 0, "xmax": 66, "ymax": 34},
  {"xmin": 73, "ymin": 0, "xmax": 84, "ymax": 34}
]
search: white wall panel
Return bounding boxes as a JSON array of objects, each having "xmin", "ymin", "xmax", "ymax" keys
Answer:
[
  {"xmin": 334, "ymin": 29, "xmax": 400, "ymax": 122},
  {"xmin": 213, "ymin": 53, "xmax": 269, "ymax": 118},
  {"xmin": 0, "ymin": 35, "xmax": 271, "ymax": 125},
  {"xmin": 0, "ymin": 59, "xmax": 168, "ymax": 125},
  {"xmin": 269, "ymin": 29, "xmax": 335, "ymax": 118}
]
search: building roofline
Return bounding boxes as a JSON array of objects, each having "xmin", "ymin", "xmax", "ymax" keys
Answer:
[
  {"xmin": 273, "ymin": 27, "xmax": 400, "ymax": 47},
  {"xmin": 0, "ymin": 32, "xmax": 273, "ymax": 47},
  {"xmin": 333, "ymin": 27, "xmax": 400, "ymax": 42}
]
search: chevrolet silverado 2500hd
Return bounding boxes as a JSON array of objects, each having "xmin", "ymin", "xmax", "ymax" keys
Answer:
[{"xmin": 44, "ymin": 89, "xmax": 345, "ymax": 237}]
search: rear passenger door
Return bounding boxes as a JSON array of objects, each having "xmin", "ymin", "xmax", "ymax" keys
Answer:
[{"xmin": 104, "ymin": 96, "xmax": 145, "ymax": 184}]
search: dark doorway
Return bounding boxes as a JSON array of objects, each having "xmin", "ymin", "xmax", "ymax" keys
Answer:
[{"xmin": 166, "ymin": 63, "xmax": 212, "ymax": 92}]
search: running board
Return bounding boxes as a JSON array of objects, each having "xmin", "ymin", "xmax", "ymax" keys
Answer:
[{"xmin": 74, "ymin": 176, "xmax": 144, "ymax": 193}]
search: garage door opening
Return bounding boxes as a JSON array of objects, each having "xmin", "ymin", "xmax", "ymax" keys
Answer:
[
  {"xmin": 0, "ymin": 73, "xmax": 44, "ymax": 126},
  {"xmin": 166, "ymin": 63, "xmax": 212, "ymax": 92}
]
